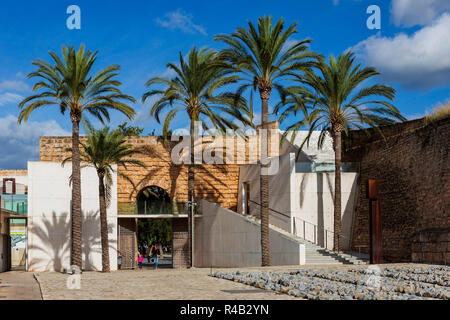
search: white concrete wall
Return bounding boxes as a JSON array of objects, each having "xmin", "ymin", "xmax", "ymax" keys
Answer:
[
  {"xmin": 293, "ymin": 172, "xmax": 358, "ymax": 250},
  {"xmin": 236, "ymin": 149, "xmax": 359, "ymax": 251},
  {"xmin": 27, "ymin": 161, "xmax": 118, "ymax": 272},
  {"xmin": 237, "ymin": 153, "xmax": 295, "ymax": 232},
  {"xmin": 195, "ymin": 200, "xmax": 305, "ymax": 267},
  {"xmin": 0, "ymin": 174, "xmax": 28, "ymax": 186},
  {"xmin": 280, "ymin": 131, "xmax": 335, "ymax": 163}
]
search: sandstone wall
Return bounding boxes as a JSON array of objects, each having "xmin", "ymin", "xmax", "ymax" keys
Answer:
[
  {"xmin": 344, "ymin": 117, "xmax": 450, "ymax": 264},
  {"xmin": 0, "ymin": 170, "xmax": 28, "ymax": 177},
  {"xmin": 39, "ymin": 136, "xmax": 243, "ymax": 211}
]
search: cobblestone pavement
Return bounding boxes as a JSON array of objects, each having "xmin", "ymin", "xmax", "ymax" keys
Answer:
[
  {"xmin": 213, "ymin": 264, "xmax": 450, "ymax": 300},
  {"xmin": 0, "ymin": 271, "xmax": 42, "ymax": 300},
  {"xmin": 34, "ymin": 268, "xmax": 302, "ymax": 300}
]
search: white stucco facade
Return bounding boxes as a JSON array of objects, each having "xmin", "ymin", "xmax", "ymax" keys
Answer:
[
  {"xmin": 237, "ymin": 131, "xmax": 359, "ymax": 251},
  {"xmin": 27, "ymin": 161, "xmax": 118, "ymax": 272},
  {"xmin": 195, "ymin": 200, "xmax": 305, "ymax": 267}
]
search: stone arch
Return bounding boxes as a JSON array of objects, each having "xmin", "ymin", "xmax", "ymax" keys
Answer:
[{"xmin": 136, "ymin": 185, "xmax": 171, "ymax": 215}]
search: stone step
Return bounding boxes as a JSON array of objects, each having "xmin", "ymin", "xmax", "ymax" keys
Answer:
[{"xmin": 246, "ymin": 213, "xmax": 367, "ymax": 266}]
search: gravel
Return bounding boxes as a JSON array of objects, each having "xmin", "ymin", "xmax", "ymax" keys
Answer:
[{"xmin": 211, "ymin": 265, "xmax": 450, "ymax": 300}]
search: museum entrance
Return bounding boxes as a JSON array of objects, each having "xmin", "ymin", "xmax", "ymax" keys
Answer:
[
  {"xmin": 117, "ymin": 186, "xmax": 190, "ymax": 269},
  {"xmin": 138, "ymin": 218, "xmax": 172, "ymax": 269}
]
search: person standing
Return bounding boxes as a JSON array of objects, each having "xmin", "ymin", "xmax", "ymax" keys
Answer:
[
  {"xmin": 151, "ymin": 244, "xmax": 161, "ymax": 270},
  {"xmin": 137, "ymin": 253, "xmax": 144, "ymax": 271}
]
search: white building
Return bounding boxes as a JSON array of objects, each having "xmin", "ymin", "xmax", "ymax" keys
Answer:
[{"xmin": 0, "ymin": 127, "xmax": 363, "ymax": 272}]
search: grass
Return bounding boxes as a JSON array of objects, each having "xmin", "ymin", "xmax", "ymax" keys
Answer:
[{"xmin": 425, "ymin": 103, "xmax": 450, "ymax": 124}]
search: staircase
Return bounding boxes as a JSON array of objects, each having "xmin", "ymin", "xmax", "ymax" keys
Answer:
[
  {"xmin": 245, "ymin": 214, "xmax": 369, "ymax": 266},
  {"xmin": 303, "ymin": 241, "xmax": 369, "ymax": 265}
]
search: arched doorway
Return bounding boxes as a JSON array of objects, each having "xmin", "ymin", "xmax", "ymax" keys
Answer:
[
  {"xmin": 137, "ymin": 186, "xmax": 171, "ymax": 215},
  {"xmin": 136, "ymin": 186, "xmax": 173, "ymax": 268}
]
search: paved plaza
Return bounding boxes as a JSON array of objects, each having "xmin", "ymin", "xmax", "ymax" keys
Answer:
[
  {"xmin": 1, "ymin": 263, "xmax": 448, "ymax": 300},
  {"xmin": 34, "ymin": 268, "xmax": 301, "ymax": 300},
  {"xmin": 0, "ymin": 271, "xmax": 42, "ymax": 300}
]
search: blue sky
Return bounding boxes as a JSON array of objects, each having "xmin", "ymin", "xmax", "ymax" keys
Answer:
[{"xmin": 0, "ymin": 0, "xmax": 449, "ymax": 168}]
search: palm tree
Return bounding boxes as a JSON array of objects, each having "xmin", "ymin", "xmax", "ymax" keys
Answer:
[
  {"xmin": 275, "ymin": 52, "xmax": 405, "ymax": 252},
  {"xmin": 142, "ymin": 47, "xmax": 249, "ymax": 267},
  {"xmin": 63, "ymin": 123, "xmax": 145, "ymax": 272},
  {"xmin": 215, "ymin": 16, "xmax": 318, "ymax": 266},
  {"xmin": 18, "ymin": 44, "xmax": 136, "ymax": 269}
]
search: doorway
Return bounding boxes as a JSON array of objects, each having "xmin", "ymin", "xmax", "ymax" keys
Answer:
[
  {"xmin": 9, "ymin": 218, "xmax": 27, "ymax": 270},
  {"xmin": 138, "ymin": 218, "xmax": 173, "ymax": 269}
]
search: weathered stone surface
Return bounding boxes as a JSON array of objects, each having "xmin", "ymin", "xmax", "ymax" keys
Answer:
[
  {"xmin": 213, "ymin": 265, "xmax": 450, "ymax": 300},
  {"xmin": 39, "ymin": 136, "xmax": 246, "ymax": 211},
  {"xmin": 344, "ymin": 118, "xmax": 450, "ymax": 265},
  {"xmin": 0, "ymin": 170, "xmax": 28, "ymax": 177}
]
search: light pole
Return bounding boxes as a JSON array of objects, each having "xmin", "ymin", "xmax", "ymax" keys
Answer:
[{"xmin": 188, "ymin": 193, "xmax": 197, "ymax": 268}]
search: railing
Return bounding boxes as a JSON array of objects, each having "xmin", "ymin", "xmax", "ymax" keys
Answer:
[
  {"xmin": 0, "ymin": 194, "xmax": 27, "ymax": 215},
  {"xmin": 248, "ymin": 200, "xmax": 291, "ymax": 220},
  {"xmin": 293, "ymin": 217, "xmax": 348, "ymax": 253},
  {"xmin": 118, "ymin": 200, "xmax": 187, "ymax": 215},
  {"xmin": 295, "ymin": 162, "xmax": 360, "ymax": 173},
  {"xmin": 245, "ymin": 200, "xmax": 347, "ymax": 252}
]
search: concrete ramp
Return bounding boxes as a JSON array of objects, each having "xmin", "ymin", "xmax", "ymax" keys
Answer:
[{"xmin": 194, "ymin": 200, "xmax": 305, "ymax": 268}]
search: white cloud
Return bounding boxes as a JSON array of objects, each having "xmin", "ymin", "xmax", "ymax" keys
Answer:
[
  {"xmin": 0, "ymin": 115, "xmax": 70, "ymax": 169},
  {"xmin": 160, "ymin": 67, "xmax": 177, "ymax": 78},
  {"xmin": 0, "ymin": 92, "xmax": 24, "ymax": 106},
  {"xmin": 0, "ymin": 80, "xmax": 30, "ymax": 92},
  {"xmin": 351, "ymin": 13, "xmax": 450, "ymax": 89},
  {"xmin": 281, "ymin": 39, "xmax": 300, "ymax": 53},
  {"xmin": 156, "ymin": 9, "xmax": 207, "ymax": 35},
  {"xmin": 391, "ymin": 0, "xmax": 450, "ymax": 27},
  {"xmin": 132, "ymin": 97, "xmax": 159, "ymax": 126}
]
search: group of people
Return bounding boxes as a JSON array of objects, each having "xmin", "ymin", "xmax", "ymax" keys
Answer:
[{"xmin": 137, "ymin": 243, "xmax": 162, "ymax": 270}]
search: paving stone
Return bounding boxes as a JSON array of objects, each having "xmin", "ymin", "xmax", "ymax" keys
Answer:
[{"xmin": 34, "ymin": 268, "xmax": 302, "ymax": 300}]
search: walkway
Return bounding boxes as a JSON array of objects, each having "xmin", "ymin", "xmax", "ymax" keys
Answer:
[
  {"xmin": 0, "ymin": 271, "xmax": 42, "ymax": 300},
  {"xmin": 34, "ymin": 268, "xmax": 302, "ymax": 300}
]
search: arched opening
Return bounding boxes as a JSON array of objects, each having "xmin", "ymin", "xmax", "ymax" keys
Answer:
[
  {"xmin": 137, "ymin": 186, "xmax": 171, "ymax": 215},
  {"xmin": 133, "ymin": 186, "xmax": 174, "ymax": 269}
]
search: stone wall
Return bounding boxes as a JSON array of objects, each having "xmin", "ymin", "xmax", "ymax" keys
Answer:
[
  {"xmin": 39, "ymin": 136, "xmax": 242, "ymax": 211},
  {"xmin": 344, "ymin": 117, "xmax": 450, "ymax": 264},
  {"xmin": 411, "ymin": 228, "xmax": 450, "ymax": 265},
  {"xmin": 0, "ymin": 170, "xmax": 28, "ymax": 177},
  {"xmin": 172, "ymin": 218, "xmax": 189, "ymax": 268}
]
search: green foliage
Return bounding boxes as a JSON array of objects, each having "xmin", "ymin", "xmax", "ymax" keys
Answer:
[
  {"xmin": 214, "ymin": 15, "xmax": 318, "ymax": 116},
  {"xmin": 118, "ymin": 122, "xmax": 144, "ymax": 136},
  {"xmin": 18, "ymin": 44, "xmax": 136, "ymax": 124},
  {"xmin": 425, "ymin": 102, "xmax": 450, "ymax": 124},
  {"xmin": 142, "ymin": 46, "xmax": 250, "ymax": 138},
  {"xmin": 140, "ymin": 186, "xmax": 169, "ymax": 200},
  {"xmin": 63, "ymin": 121, "xmax": 146, "ymax": 205},
  {"xmin": 275, "ymin": 51, "xmax": 406, "ymax": 152},
  {"xmin": 138, "ymin": 219, "xmax": 172, "ymax": 247}
]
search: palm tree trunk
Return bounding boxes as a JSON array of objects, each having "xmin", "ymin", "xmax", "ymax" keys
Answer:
[
  {"xmin": 188, "ymin": 119, "xmax": 195, "ymax": 267},
  {"xmin": 98, "ymin": 172, "xmax": 110, "ymax": 272},
  {"xmin": 259, "ymin": 87, "xmax": 271, "ymax": 266},
  {"xmin": 71, "ymin": 118, "xmax": 83, "ymax": 270},
  {"xmin": 332, "ymin": 126, "xmax": 343, "ymax": 252}
]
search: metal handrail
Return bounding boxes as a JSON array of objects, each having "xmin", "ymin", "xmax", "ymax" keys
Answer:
[
  {"xmin": 248, "ymin": 200, "xmax": 291, "ymax": 219},
  {"xmin": 0, "ymin": 194, "xmax": 27, "ymax": 214},
  {"xmin": 292, "ymin": 216, "xmax": 348, "ymax": 253},
  {"xmin": 246, "ymin": 199, "xmax": 347, "ymax": 252}
]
